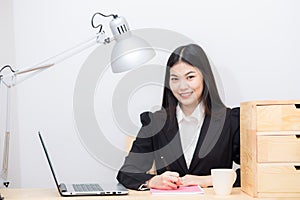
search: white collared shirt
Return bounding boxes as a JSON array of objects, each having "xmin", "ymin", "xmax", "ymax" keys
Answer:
[{"xmin": 176, "ymin": 102, "xmax": 205, "ymax": 168}]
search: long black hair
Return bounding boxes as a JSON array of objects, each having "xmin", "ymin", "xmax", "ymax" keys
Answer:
[{"xmin": 162, "ymin": 44, "xmax": 225, "ymax": 121}]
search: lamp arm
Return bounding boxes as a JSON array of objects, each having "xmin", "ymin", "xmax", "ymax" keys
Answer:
[
  {"xmin": 1, "ymin": 32, "xmax": 113, "ymax": 87},
  {"xmin": 1, "ymin": 87, "xmax": 11, "ymax": 184}
]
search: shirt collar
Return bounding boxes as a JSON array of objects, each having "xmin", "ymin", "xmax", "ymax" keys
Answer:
[{"xmin": 176, "ymin": 101, "xmax": 205, "ymax": 124}]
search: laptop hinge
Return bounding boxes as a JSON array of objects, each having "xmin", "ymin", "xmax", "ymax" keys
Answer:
[{"xmin": 59, "ymin": 183, "xmax": 67, "ymax": 192}]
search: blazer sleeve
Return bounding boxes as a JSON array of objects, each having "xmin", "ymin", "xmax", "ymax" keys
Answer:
[
  {"xmin": 116, "ymin": 112, "xmax": 156, "ymax": 190},
  {"xmin": 231, "ymin": 107, "xmax": 240, "ymax": 165}
]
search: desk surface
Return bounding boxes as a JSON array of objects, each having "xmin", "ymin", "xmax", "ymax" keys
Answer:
[{"xmin": 0, "ymin": 187, "xmax": 296, "ymax": 200}]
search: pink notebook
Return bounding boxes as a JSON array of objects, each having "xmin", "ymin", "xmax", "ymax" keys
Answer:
[{"xmin": 150, "ymin": 185, "xmax": 204, "ymax": 195}]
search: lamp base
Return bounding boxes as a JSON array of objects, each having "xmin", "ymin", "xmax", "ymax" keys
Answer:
[{"xmin": 3, "ymin": 181, "xmax": 9, "ymax": 187}]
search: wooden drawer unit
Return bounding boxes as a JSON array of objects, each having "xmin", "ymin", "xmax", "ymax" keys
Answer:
[{"xmin": 241, "ymin": 100, "xmax": 300, "ymax": 198}]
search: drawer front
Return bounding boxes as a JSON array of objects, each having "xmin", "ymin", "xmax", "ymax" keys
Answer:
[
  {"xmin": 257, "ymin": 104, "xmax": 300, "ymax": 131},
  {"xmin": 258, "ymin": 164, "xmax": 300, "ymax": 193},
  {"xmin": 257, "ymin": 135, "xmax": 300, "ymax": 162}
]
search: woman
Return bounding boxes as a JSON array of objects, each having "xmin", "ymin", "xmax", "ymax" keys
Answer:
[{"xmin": 117, "ymin": 44, "xmax": 240, "ymax": 190}]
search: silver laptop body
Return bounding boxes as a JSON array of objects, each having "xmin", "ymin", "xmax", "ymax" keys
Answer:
[{"xmin": 38, "ymin": 132, "xmax": 128, "ymax": 196}]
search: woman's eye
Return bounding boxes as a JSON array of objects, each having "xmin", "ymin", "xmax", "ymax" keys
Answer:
[
  {"xmin": 187, "ymin": 75, "xmax": 195, "ymax": 80},
  {"xmin": 170, "ymin": 77, "xmax": 178, "ymax": 81}
]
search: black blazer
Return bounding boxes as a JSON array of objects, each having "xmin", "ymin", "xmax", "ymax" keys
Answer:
[{"xmin": 117, "ymin": 107, "xmax": 240, "ymax": 190}]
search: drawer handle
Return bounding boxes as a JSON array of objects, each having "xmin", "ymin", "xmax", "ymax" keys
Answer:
[
  {"xmin": 296, "ymin": 135, "xmax": 300, "ymax": 139},
  {"xmin": 295, "ymin": 166, "xmax": 300, "ymax": 170},
  {"xmin": 295, "ymin": 104, "xmax": 300, "ymax": 109}
]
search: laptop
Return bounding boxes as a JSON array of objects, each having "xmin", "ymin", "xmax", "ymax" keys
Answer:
[{"xmin": 38, "ymin": 132, "xmax": 128, "ymax": 196}]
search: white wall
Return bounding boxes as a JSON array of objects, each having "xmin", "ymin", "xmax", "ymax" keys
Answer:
[{"xmin": 0, "ymin": 0, "xmax": 299, "ymax": 188}]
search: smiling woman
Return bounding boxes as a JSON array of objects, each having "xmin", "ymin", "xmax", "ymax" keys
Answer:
[{"xmin": 117, "ymin": 44, "xmax": 240, "ymax": 190}]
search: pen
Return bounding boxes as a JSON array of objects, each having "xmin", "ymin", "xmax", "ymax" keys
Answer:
[{"xmin": 160, "ymin": 156, "xmax": 171, "ymax": 171}]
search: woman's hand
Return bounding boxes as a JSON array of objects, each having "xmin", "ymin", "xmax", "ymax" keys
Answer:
[
  {"xmin": 180, "ymin": 174, "xmax": 212, "ymax": 188},
  {"xmin": 148, "ymin": 171, "xmax": 182, "ymax": 190}
]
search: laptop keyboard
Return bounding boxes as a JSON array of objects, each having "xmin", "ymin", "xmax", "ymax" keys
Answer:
[{"xmin": 72, "ymin": 184, "xmax": 103, "ymax": 192}]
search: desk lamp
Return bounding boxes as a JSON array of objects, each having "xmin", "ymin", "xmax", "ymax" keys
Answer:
[{"xmin": 0, "ymin": 12, "xmax": 155, "ymax": 187}]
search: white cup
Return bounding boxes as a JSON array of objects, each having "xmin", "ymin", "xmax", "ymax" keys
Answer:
[{"xmin": 211, "ymin": 168, "xmax": 237, "ymax": 196}]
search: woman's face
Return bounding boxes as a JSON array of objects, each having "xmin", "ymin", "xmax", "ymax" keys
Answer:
[{"xmin": 169, "ymin": 62, "xmax": 204, "ymax": 114}]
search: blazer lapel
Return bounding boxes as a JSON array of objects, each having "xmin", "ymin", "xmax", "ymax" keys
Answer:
[
  {"xmin": 188, "ymin": 115, "xmax": 210, "ymax": 172},
  {"xmin": 161, "ymin": 116, "xmax": 188, "ymax": 173}
]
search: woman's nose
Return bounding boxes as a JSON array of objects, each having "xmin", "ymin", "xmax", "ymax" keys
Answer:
[{"xmin": 178, "ymin": 79, "xmax": 189, "ymax": 90}]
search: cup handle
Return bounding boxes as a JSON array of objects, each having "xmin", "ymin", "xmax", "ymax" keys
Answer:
[{"xmin": 232, "ymin": 171, "xmax": 237, "ymax": 185}]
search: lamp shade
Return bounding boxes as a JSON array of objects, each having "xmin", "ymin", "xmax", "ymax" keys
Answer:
[
  {"xmin": 110, "ymin": 33, "xmax": 155, "ymax": 73},
  {"xmin": 109, "ymin": 16, "xmax": 155, "ymax": 73}
]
